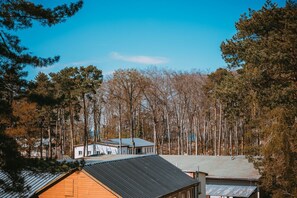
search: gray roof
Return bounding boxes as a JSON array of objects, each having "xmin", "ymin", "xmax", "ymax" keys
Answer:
[
  {"xmin": 0, "ymin": 171, "xmax": 61, "ymax": 198},
  {"xmin": 83, "ymin": 155, "xmax": 198, "ymax": 198},
  {"xmin": 109, "ymin": 138, "xmax": 154, "ymax": 147},
  {"xmin": 206, "ymin": 184, "xmax": 257, "ymax": 197},
  {"xmin": 98, "ymin": 140, "xmax": 129, "ymax": 147},
  {"xmin": 160, "ymin": 155, "xmax": 261, "ymax": 181},
  {"xmin": 84, "ymin": 154, "xmax": 143, "ymax": 164}
]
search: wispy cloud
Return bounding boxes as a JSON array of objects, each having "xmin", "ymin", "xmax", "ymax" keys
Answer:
[{"xmin": 110, "ymin": 52, "xmax": 169, "ymax": 65}]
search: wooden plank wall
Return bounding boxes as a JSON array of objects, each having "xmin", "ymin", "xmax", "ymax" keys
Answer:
[{"xmin": 39, "ymin": 171, "xmax": 118, "ymax": 198}]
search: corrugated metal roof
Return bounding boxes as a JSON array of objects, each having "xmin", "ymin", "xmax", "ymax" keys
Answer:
[
  {"xmin": 109, "ymin": 138, "xmax": 154, "ymax": 147},
  {"xmin": 98, "ymin": 141, "xmax": 129, "ymax": 147},
  {"xmin": 84, "ymin": 154, "xmax": 142, "ymax": 164},
  {"xmin": 206, "ymin": 184, "xmax": 257, "ymax": 197},
  {"xmin": 160, "ymin": 155, "xmax": 261, "ymax": 180},
  {"xmin": 83, "ymin": 155, "xmax": 198, "ymax": 198},
  {"xmin": 0, "ymin": 171, "xmax": 61, "ymax": 198}
]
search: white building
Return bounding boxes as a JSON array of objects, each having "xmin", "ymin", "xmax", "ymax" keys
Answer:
[
  {"xmin": 109, "ymin": 138, "xmax": 154, "ymax": 154},
  {"xmin": 74, "ymin": 144, "xmax": 97, "ymax": 159},
  {"xmin": 74, "ymin": 138, "xmax": 154, "ymax": 159}
]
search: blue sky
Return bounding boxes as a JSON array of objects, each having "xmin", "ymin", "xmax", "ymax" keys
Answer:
[{"xmin": 18, "ymin": 0, "xmax": 285, "ymax": 79}]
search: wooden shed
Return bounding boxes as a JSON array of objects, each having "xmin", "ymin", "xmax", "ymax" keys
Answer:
[{"xmin": 34, "ymin": 155, "xmax": 199, "ymax": 198}]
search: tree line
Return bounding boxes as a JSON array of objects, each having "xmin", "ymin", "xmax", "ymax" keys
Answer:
[{"xmin": 8, "ymin": 67, "xmax": 251, "ymax": 159}]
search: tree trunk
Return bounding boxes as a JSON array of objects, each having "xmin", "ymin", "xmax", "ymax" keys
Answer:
[
  {"xmin": 48, "ymin": 122, "xmax": 52, "ymax": 159},
  {"xmin": 203, "ymin": 116, "xmax": 207, "ymax": 155},
  {"xmin": 230, "ymin": 125, "xmax": 233, "ymax": 156},
  {"xmin": 214, "ymin": 104, "xmax": 217, "ymax": 156},
  {"xmin": 69, "ymin": 101, "xmax": 74, "ymax": 158},
  {"xmin": 223, "ymin": 118, "xmax": 225, "ymax": 155},
  {"xmin": 129, "ymin": 97, "xmax": 135, "ymax": 154},
  {"xmin": 177, "ymin": 134, "xmax": 180, "ymax": 155},
  {"xmin": 180, "ymin": 119, "xmax": 184, "ymax": 155},
  {"xmin": 97, "ymin": 105, "xmax": 102, "ymax": 142},
  {"xmin": 40, "ymin": 126, "xmax": 43, "ymax": 159},
  {"xmin": 161, "ymin": 135, "xmax": 164, "ymax": 155},
  {"xmin": 166, "ymin": 110, "xmax": 171, "ymax": 154},
  {"xmin": 55, "ymin": 120, "xmax": 58, "ymax": 158},
  {"xmin": 82, "ymin": 93, "xmax": 88, "ymax": 157},
  {"xmin": 241, "ymin": 118, "xmax": 245, "ymax": 155},
  {"xmin": 153, "ymin": 118, "xmax": 157, "ymax": 154},
  {"xmin": 93, "ymin": 99, "xmax": 98, "ymax": 143},
  {"xmin": 195, "ymin": 116, "xmax": 199, "ymax": 155},
  {"xmin": 59, "ymin": 109, "xmax": 64, "ymax": 158},
  {"xmin": 118, "ymin": 103, "xmax": 122, "ymax": 154},
  {"xmin": 235, "ymin": 120, "xmax": 239, "ymax": 156},
  {"xmin": 218, "ymin": 102, "xmax": 222, "ymax": 156},
  {"xmin": 186, "ymin": 128, "xmax": 189, "ymax": 155}
]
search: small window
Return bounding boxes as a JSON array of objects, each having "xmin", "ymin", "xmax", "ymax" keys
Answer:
[{"xmin": 78, "ymin": 151, "xmax": 82, "ymax": 155}]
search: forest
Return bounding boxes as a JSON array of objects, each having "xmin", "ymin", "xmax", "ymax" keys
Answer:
[{"xmin": 0, "ymin": 0, "xmax": 296, "ymax": 197}]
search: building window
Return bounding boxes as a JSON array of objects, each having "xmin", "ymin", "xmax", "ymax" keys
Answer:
[
  {"xmin": 136, "ymin": 148, "xmax": 141, "ymax": 154},
  {"xmin": 78, "ymin": 151, "xmax": 82, "ymax": 155},
  {"xmin": 88, "ymin": 151, "xmax": 91, "ymax": 155}
]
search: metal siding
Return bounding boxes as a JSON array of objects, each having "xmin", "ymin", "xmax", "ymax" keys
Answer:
[
  {"xmin": 83, "ymin": 155, "xmax": 198, "ymax": 198},
  {"xmin": 206, "ymin": 184, "xmax": 257, "ymax": 197}
]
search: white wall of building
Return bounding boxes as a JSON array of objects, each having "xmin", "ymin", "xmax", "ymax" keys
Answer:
[
  {"xmin": 127, "ymin": 146, "xmax": 154, "ymax": 154},
  {"xmin": 74, "ymin": 144, "xmax": 130, "ymax": 158},
  {"xmin": 142, "ymin": 146, "xmax": 154, "ymax": 154},
  {"xmin": 74, "ymin": 142, "xmax": 153, "ymax": 159},
  {"xmin": 96, "ymin": 144, "xmax": 128, "ymax": 155},
  {"xmin": 74, "ymin": 144, "xmax": 96, "ymax": 159}
]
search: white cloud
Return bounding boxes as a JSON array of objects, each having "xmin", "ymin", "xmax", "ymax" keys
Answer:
[{"xmin": 110, "ymin": 52, "xmax": 169, "ymax": 65}]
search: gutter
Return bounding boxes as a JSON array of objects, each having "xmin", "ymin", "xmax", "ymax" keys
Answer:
[
  {"xmin": 159, "ymin": 182, "xmax": 200, "ymax": 198},
  {"xmin": 206, "ymin": 176, "xmax": 260, "ymax": 182}
]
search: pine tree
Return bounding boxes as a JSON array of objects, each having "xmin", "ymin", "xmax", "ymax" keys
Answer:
[
  {"xmin": 220, "ymin": 1, "xmax": 297, "ymax": 196},
  {"xmin": 0, "ymin": 0, "xmax": 83, "ymax": 192}
]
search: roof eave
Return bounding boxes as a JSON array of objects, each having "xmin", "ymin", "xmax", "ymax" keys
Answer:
[
  {"xmin": 158, "ymin": 182, "xmax": 199, "ymax": 198},
  {"xmin": 206, "ymin": 175, "xmax": 260, "ymax": 182}
]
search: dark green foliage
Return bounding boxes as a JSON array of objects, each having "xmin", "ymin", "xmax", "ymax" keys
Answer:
[
  {"xmin": 0, "ymin": 133, "xmax": 24, "ymax": 192},
  {"xmin": 221, "ymin": 0, "xmax": 297, "ymax": 110},
  {"xmin": 258, "ymin": 108, "xmax": 297, "ymax": 197},
  {"xmin": 0, "ymin": 0, "xmax": 83, "ymax": 67},
  {"xmin": 220, "ymin": 0, "xmax": 297, "ymax": 196},
  {"xmin": 0, "ymin": 0, "xmax": 83, "ymax": 193},
  {"xmin": 23, "ymin": 158, "xmax": 85, "ymax": 174}
]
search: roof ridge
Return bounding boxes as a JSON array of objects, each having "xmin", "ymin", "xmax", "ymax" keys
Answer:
[{"xmin": 84, "ymin": 154, "xmax": 157, "ymax": 167}]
